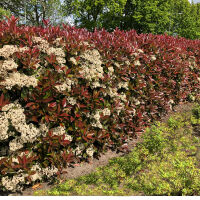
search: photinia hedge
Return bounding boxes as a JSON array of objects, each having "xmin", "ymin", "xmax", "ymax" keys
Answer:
[{"xmin": 0, "ymin": 16, "xmax": 200, "ymax": 193}]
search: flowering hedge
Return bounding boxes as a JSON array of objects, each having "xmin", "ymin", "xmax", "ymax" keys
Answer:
[{"xmin": 0, "ymin": 16, "xmax": 200, "ymax": 193}]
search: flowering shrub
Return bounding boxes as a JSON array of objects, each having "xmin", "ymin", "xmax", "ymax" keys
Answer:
[{"xmin": 0, "ymin": 16, "xmax": 200, "ymax": 193}]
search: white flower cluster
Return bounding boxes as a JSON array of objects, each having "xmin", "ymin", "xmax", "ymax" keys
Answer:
[
  {"xmin": 125, "ymin": 60, "xmax": 131, "ymax": 66},
  {"xmin": 32, "ymin": 37, "xmax": 49, "ymax": 52},
  {"xmin": 0, "ymin": 45, "xmax": 40, "ymax": 91},
  {"xmin": 113, "ymin": 62, "xmax": 120, "ymax": 68},
  {"xmin": 87, "ymin": 108, "xmax": 111, "ymax": 129},
  {"xmin": 86, "ymin": 145, "xmax": 95, "ymax": 157},
  {"xmin": 79, "ymin": 49, "xmax": 104, "ymax": 81},
  {"xmin": 69, "ymin": 57, "xmax": 77, "ymax": 65},
  {"xmin": 115, "ymin": 101, "xmax": 125, "ymax": 115},
  {"xmin": 0, "ymin": 72, "xmax": 38, "ymax": 90},
  {"xmin": 100, "ymin": 108, "xmax": 111, "ymax": 116},
  {"xmin": 0, "ymin": 114, "xmax": 9, "ymax": 140},
  {"xmin": 51, "ymin": 125, "xmax": 66, "ymax": 136},
  {"xmin": 134, "ymin": 60, "xmax": 141, "ymax": 66},
  {"xmin": 117, "ymin": 81, "xmax": 129, "ymax": 90},
  {"xmin": 51, "ymin": 125, "xmax": 72, "ymax": 141},
  {"xmin": 1, "ymin": 173, "xmax": 26, "ymax": 192},
  {"xmin": 108, "ymin": 66, "xmax": 115, "ymax": 76},
  {"xmin": 39, "ymin": 123, "xmax": 50, "ymax": 137},
  {"xmin": 137, "ymin": 49, "xmax": 144, "ymax": 53},
  {"xmin": 0, "ymin": 102, "xmax": 51, "ymax": 152},
  {"xmin": 73, "ymin": 143, "xmax": 85, "ymax": 156},
  {"xmin": 9, "ymin": 138, "xmax": 24, "ymax": 152},
  {"xmin": 53, "ymin": 37, "xmax": 63, "ymax": 47},
  {"xmin": 72, "ymin": 143, "xmax": 95, "ymax": 157},
  {"xmin": 55, "ymin": 78, "xmax": 75, "ymax": 92},
  {"xmin": 150, "ymin": 55, "xmax": 156, "ymax": 61},
  {"xmin": 130, "ymin": 97, "xmax": 140, "ymax": 106},
  {"xmin": 47, "ymin": 47, "xmax": 65, "ymax": 57},
  {"xmin": 67, "ymin": 97, "xmax": 76, "ymax": 105},
  {"xmin": 168, "ymin": 99, "xmax": 175, "ymax": 110},
  {"xmin": 32, "ymin": 36, "xmax": 66, "ymax": 70},
  {"xmin": 0, "ymin": 59, "xmax": 18, "ymax": 77},
  {"xmin": 0, "ymin": 45, "xmax": 19, "ymax": 58},
  {"xmin": 12, "ymin": 157, "xmax": 19, "ymax": 164},
  {"xmin": 0, "ymin": 53, "xmax": 39, "ymax": 91},
  {"xmin": 104, "ymin": 87, "xmax": 127, "ymax": 103},
  {"xmin": 48, "ymin": 47, "xmax": 66, "ymax": 69},
  {"xmin": 18, "ymin": 47, "xmax": 30, "ymax": 52},
  {"xmin": 0, "ymin": 45, "xmax": 30, "ymax": 59},
  {"xmin": 30, "ymin": 164, "xmax": 58, "ymax": 182},
  {"xmin": 104, "ymin": 87, "xmax": 118, "ymax": 98},
  {"xmin": 42, "ymin": 165, "xmax": 58, "ymax": 178},
  {"xmin": 127, "ymin": 108, "xmax": 136, "ymax": 117},
  {"xmin": 188, "ymin": 56, "xmax": 197, "ymax": 70},
  {"xmin": 30, "ymin": 164, "xmax": 43, "ymax": 182},
  {"xmin": 90, "ymin": 111, "xmax": 103, "ymax": 129},
  {"xmin": 90, "ymin": 81, "xmax": 101, "ymax": 89},
  {"xmin": 56, "ymin": 56, "xmax": 66, "ymax": 66}
]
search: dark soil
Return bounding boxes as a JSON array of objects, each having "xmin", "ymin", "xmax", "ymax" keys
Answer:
[{"xmin": 5, "ymin": 101, "xmax": 196, "ymax": 196}]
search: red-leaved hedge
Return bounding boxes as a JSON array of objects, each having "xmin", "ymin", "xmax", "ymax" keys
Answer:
[{"xmin": 0, "ymin": 16, "xmax": 200, "ymax": 193}]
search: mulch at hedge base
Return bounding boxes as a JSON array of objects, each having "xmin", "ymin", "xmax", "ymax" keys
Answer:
[{"xmin": 6, "ymin": 101, "xmax": 196, "ymax": 196}]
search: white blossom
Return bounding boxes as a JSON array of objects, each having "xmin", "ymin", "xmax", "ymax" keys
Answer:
[
  {"xmin": 0, "ymin": 72, "xmax": 38, "ymax": 90},
  {"xmin": 134, "ymin": 60, "xmax": 141, "ymax": 66},
  {"xmin": 137, "ymin": 49, "xmax": 144, "ymax": 53},
  {"xmin": 1, "ymin": 174, "xmax": 26, "ymax": 192},
  {"xmin": 86, "ymin": 146, "xmax": 95, "ymax": 157},
  {"xmin": 67, "ymin": 97, "xmax": 76, "ymax": 105},
  {"xmin": 69, "ymin": 57, "xmax": 77, "ymax": 65},
  {"xmin": 78, "ymin": 49, "xmax": 104, "ymax": 81},
  {"xmin": 117, "ymin": 81, "xmax": 129, "ymax": 90},
  {"xmin": 150, "ymin": 55, "xmax": 156, "ymax": 61}
]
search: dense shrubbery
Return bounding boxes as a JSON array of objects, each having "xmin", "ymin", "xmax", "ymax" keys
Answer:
[
  {"xmin": 1, "ymin": 16, "xmax": 200, "ymax": 192},
  {"xmin": 35, "ymin": 106, "xmax": 200, "ymax": 196}
]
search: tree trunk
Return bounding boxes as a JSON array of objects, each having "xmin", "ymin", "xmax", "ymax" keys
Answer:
[{"xmin": 34, "ymin": 3, "xmax": 40, "ymax": 26}]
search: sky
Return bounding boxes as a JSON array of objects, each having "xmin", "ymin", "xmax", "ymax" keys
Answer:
[{"xmin": 189, "ymin": 0, "xmax": 200, "ymax": 3}]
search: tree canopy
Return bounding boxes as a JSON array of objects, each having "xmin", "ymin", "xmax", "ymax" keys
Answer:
[
  {"xmin": 0, "ymin": 0, "xmax": 64, "ymax": 26},
  {"xmin": 1, "ymin": 0, "xmax": 200, "ymax": 40}
]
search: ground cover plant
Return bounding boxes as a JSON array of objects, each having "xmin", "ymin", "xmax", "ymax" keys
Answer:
[
  {"xmin": 1, "ymin": 15, "xmax": 200, "ymax": 193},
  {"xmin": 34, "ymin": 103, "xmax": 200, "ymax": 196}
]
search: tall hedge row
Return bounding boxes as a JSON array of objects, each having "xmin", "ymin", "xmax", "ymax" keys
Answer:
[{"xmin": 0, "ymin": 16, "xmax": 200, "ymax": 193}]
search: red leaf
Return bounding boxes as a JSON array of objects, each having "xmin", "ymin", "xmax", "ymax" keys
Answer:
[
  {"xmin": 70, "ymin": 116, "xmax": 75, "ymax": 122},
  {"xmin": 0, "ymin": 93, "xmax": 4, "ymax": 106},
  {"xmin": 78, "ymin": 104, "xmax": 87, "ymax": 108},
  {"xmin": 45, "ymin": 115, "xmax": 49, "ymax": 123},
  {"xmin": 25, "ymin": 102, "xmax": 35, "ymax": 108},
  {"xmin": 82, "ymin": 135, "xmax": 88, "ymax": 142},
  {"xmin": 57, "ymin": 103, "xmax": 61, "ymax": 113},
  {"xmin": 48, "ymin": 102, "xmax": 57, "ymax": 108},
  {"xmin": 43, "ymin": 97, "xmax": 54, "ymax": 103},
  {"xmin": 65, "ymin": 69, "xmax": 71, "ymax": 76},
  {"xmin": 31, "ymin": 116, "xmax": 38, "ymax": 122},
  {"xmin": 62, "ymin": 98, "xmax": 67, "ymax": 107},
  {"xmin": 59, "ymin": 113, "xmax": 69, "ymax": 117},
  {"xmin": 75, "ymin": 113, "xmax": 80, "ymax": 118}
]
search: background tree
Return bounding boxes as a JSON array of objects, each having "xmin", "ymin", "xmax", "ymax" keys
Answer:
[
  {"xmin": 62, "ymin": 0, "xmax": 127, "ymax": 32},
  {"xmin": 0, "ymin": 7, "xmax": 11, "ymax": 20},
  {"xmin": 0, "ymin": 0, "xmax": 64, "ymax": 26},
  {"xmin": 62, "ymin": 0, "xmax": 200, "ymax": 39},
  {"xmin": 1, "ymin": 0, "xmax": 200, "ymax": 40},
  {"xmin": 168, "ymin": 0, "xmax": 200, "ymax": 39}
]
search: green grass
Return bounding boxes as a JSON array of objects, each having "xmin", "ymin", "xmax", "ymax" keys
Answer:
[{"xmin": 34, "ymin": 103, "xmax": 200, "ymax": 196}]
